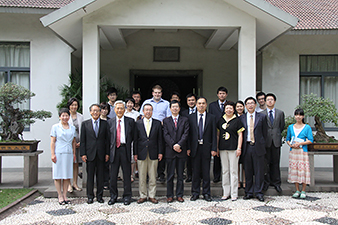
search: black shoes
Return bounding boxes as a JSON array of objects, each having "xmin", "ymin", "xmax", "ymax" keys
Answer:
[
  {"xmin": 243, "ymin": 195, "xmax": 253, "ymax": 200},
  {"xmin": 190, "ymin": 195, "xmax": 199, "ymax": 201},
  {"xmin": 158, "ymin": 176, "xmax": 166, "ymax": 184},
  {"xmin": 203, "ymin": 194, "xmax": 212, "ymax": 202},
  {"xmin": 257, "ymin": 196, "xmax": 265, "ymax": 202},
  {"xmin": 185, "ymin": 177, "xmax": 192, "ymax": 183},
  {"xmin": 97, "ymin": 198, "xmax": 104, "ymax": 203},
  {"xmin": 124, "ymin": 198, "xmax": 131, "ymax": 205},
  {"xmin": 213, "ymin": 178, "xmax": 221, "ymax": 183},
  {"xmin": 108, "ymin": 198, "xmax": 116, "ymax": 205},
  {"xmin": 275, "ymin": 186, "xmax": 282, "ymax": 193},
  {"xmin": 87, "ymin": 198, "xmax": 94, "ymax": 204}
]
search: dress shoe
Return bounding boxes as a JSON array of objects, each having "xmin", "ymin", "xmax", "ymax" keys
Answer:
[
  {"xmin": 263, "ymin": 184, "xmax": 269, "ymax": 191},
  {"xmin": 275, "ymin": 186, "xmax": 282, "ymax": 193},
  {"xmin": 149, "ymin": 197, "xmax": 158, "ymax": 204},
  {"xmin": 87, "ymin": 198, "xmax": 94, "ymax": 204},
  {"xmin": 108, "ymin": 198, "xmax": 116, "ymax": 205},
  {"xmin": 190, "ymin": 195, "xmax": 199, "ymax": 201},
  {"xmin": 177, "ymin": 197, "xmax": 184, "ymax": 202},
  {"xmin": 137, "ymin": 198, "xmax": 147, "ymax": 204},
  {"xmin": 103, "ymin": 186, "xmax": 109, "ymax": 190},
  {"xmin": 243, "ymin": 194, "xmax": 253, "ymax": 200},
  {"xmin": 203, "ymin": 194, "xmax": 212, "ymax": 202},
  {"xmin": 213, "ymin": 178, "xmax": 221, "ymax": 183},
  {"xmin": 185, "ymin": 177, "xmax": 192, "ymax": 183},
  {"xmin": 73, "ymin": 186, "xmax": 82, "ymax": 191},
  {"xmin": 159, "ymin": 177, "xmax": 166, "ymax": 184},
  {"xmin": 124, "ymin": 198, "xmax": 131, "ymax": 205},
  {"xmin": 97, "ymin": 198, "xmax": 104, "ymax": 203},
  {"xmin": 167, "ymin": 197, "xmax": 173, "ymax": 203},
  {"xmin": 78, "ymin": 172, "xmax": 83, "ymax": 179},
  {"xmin": 257, "ymin": 196, "xmax": 265, "ymax": 202}
]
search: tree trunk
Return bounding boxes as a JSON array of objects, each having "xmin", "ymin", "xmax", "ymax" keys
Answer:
[{"xmin": 314, "ymin": 116, "xmax": 331, "ymax": 142}]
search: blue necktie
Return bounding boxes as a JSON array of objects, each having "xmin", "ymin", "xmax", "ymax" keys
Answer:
[
  {"xmin": 269, "ymin": 110, "xmax": 274, "ymax": 125},
  {"xmin": 198, "ymin": 114, "xmax": 203, "ymax": 140},
  {"xmin": 94, "ymin": 120, "xmax": 99, "ymax": 137}
]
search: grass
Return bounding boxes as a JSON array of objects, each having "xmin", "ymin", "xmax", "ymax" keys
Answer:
[{"xmin": 0, "ymin": 189, "xmax": 33, "ymax": 209}]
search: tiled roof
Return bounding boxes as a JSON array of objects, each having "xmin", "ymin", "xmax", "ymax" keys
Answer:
[
  {"xmin": 265, "ymin": 0, "xmax": 338, "ymax": 30},
  {"xmin": 0, "ymin": 0, "xmax": 75, "ymax": 9}
]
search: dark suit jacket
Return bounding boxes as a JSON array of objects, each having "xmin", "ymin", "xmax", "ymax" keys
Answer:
[
  {"xmin": 240, "ymin": 112, "xmax": 268, "ymax": 157},
  {"xmin": 261, "ymin": 108, "xmax": 285, "ymax": 148},
  {"xmin": 108, "ymin": 116, "xmax": 135, "ymax": 163},
  {"xmin": 133, "ymin": 118, "xmax": 163, "ymax": 160},
  {"xmin": 188, "ymin": 112, "xmax": 217, "ymax": 159},
  {"xmin": 80, "ymin": 119, "xmax": 110, "ymax": 161},
  {"xmin": 163, "ymin": 116, "xmax": 190, "ymax": 159},
  {"xmin": 208, "ymin": 100, "xmax": 224, "ymax": 121}
]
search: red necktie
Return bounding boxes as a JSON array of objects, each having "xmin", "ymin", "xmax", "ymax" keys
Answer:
[
  {"xmin": 116, "ymin": 119, "xmax": 121, "ymax": 148},
  {"xmin": 174, "ymin": 118, "xmax": 177, "ymax": 129}
]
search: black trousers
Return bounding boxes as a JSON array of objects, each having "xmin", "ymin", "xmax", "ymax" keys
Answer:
[
  {"xmin": 264, "ymin": 143, "xmax": 281, "ymax": 187},
  {"xmin": 167, "ymin": 157, "xmax": 186, "ymax": 198},
  {"xmin": 186, "ymin": 155, "xmax": 192, "ymax": 178},
  {"xmin": 244, "ymin": 144, "xmax": 264, "ymax": 197},
  {"xmin": 103, "ymin": 160, "xmax": 110, "ymax": 187},
  {"xmin": 86, "ymin": 155, "xmax": 105, "ymax": 199},
  {"xmin": 191, "ymin": 145, "xmax": 211, "ymax": 196},
  {"xmin": 110, "ymin": 145, "xmax": 132, "ymax": 200},
  {"xmin": 213, "ymin": 155, "xmax": 221, "ymax": 181}
]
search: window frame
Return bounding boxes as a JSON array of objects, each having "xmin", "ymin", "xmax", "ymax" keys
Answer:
[{"xmin": 300, "ymin": 55, "xmax": 338, "ymax": 131}]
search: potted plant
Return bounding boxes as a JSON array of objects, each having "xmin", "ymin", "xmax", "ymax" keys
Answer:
[{"xmin": 0, "ymin": 82, "xmax": 52, "ymax": 152}]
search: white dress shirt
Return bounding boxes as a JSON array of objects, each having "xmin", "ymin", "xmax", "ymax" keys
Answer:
[{"xmin": 116, "ymin": 116, "xmax": 126, "ymax": 144}]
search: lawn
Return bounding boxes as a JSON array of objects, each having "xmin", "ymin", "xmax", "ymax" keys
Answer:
[{"xmin": 0, "ymin": 189, "xmax": 33, "ymax": 209}]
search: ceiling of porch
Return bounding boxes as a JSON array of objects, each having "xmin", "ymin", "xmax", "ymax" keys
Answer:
[{"xmin": 99, "ymin": 27, "xmax": 238, "ymax": 51}]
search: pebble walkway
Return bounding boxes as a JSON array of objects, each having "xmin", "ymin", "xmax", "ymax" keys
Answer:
[{"xmin": 2, "ymin": 192, "xmax": 338, "ymax": 224}]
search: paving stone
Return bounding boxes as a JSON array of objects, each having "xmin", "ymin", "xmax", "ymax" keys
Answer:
[
  {"xmin": 99, "ymin": 207, "xmax": 129, "ymax": 214},
  {"xmin": 314, "ymin": 217, "xmax": 338, "ymax": 224},
  {"xmin": 70, "ymin": 198, "xmax": 87, "ymax": 205},
  {"xmin": 28, "ymin": 200, "xmax": 44, "ymax": 205},
  {"xmin": 141, "ymin": 219, "xmax": 175, "ymax": 225},
  {"xmin": 83, "ymin": 220, "xmax": 116, "ymax": 225},
  {"xmin": 200, "ymin": 217, "xmax": 232, "ymax": 224},
  {"xmin": 305, "ymin": 205, "xmax": 335, "ymax": 212},
  {"xmin": 45, "ymin": 208, "xmax": 76, "ymax": 216},
  {"xmin": 201, "ymin": 206, "xmax": 231, "ymax": 213},
  {"xmin": 253, "ymin": 205, "xmax": 284, "ymax": 213},
  {"xmin": 257, "ymin": 217, "xmax": 293, "ymax": 225},
  {"xmin": 24, "ymin": 221, "xmax": 56, "ymax": 225},
  {"xmin": 149, "ymin": 206, "xmax": 180, "ymax": 214},
  {"xmin": 301, "ymin": 196, "xmax": 321, "ymax": 202}
]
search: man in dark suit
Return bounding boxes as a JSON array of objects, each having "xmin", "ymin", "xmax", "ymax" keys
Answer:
[
  {"xmin": 180, "ymin": 93, "xmax": 197, "ymax": 182},
  {"xmin": 188, "ymin": 97, "xmax": 217, "ymax": 202},
  {"xmin": 80, "ymin": 104, "xmax": 110, "ymax": 204},
  {"xmin": 240, "ymin": 97, "xmax": 268, "ymax": 202},
  {"xmin": 208, "ymin": 86, "xmax": 228, "ymax": 183},
  {"xmin": 107, "ymin": 101, "xmax": 135, "ymax": 206},
  {"xmin": 163, "ymin": 100, "xmax": 189, "ymax": 203},
  {"xmin": 134, "ymin": 103, "xmax": 163, "ymax": 204},
  {"xmin": 261, "ymin": 93, "xmax": 285, "ymax": 193}
]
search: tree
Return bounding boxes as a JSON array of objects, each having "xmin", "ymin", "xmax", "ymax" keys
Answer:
[{"xmin": 0, "ymin": 83, "xmax": 52, "ymax": 141}]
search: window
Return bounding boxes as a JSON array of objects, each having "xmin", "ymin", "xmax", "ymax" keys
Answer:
[
  {"xmin": 300, "ymin": 55, "xmax": 338, "ymax": 129},
  {"xmin": 0, "ymin": 43, "xmax": 30, "ymax": 130}
]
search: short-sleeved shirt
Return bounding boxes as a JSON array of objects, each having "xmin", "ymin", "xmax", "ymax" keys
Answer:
[
  {"xmin": 217, "ymin": 114, "xmax": 245, "ymax": 151},
  {"xmin": 50, "ymin": 122, "xmax": 76, "ymax": 154}
]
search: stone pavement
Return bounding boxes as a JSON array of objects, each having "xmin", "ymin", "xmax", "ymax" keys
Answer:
[{"xmin": 2, "ymin": 192, "xmax": 338, "ymax": 224}]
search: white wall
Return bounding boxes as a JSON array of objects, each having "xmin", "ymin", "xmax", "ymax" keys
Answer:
[
  {"xmin": 262, "ymin": 34, "xmax": 338, "ymax": 167},
  {"xmin": 101, "ymin": 29, "xmax": 239, "ymax": 103},
  {"xmin": 0, "ymin": 13, "xmax": 73, "ymax": 168}
]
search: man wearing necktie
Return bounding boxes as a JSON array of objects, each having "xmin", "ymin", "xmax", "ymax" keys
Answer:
[
  {"xmin": 163, "ymin": 100, "xmax": 189, "ymax": 203},
  {"xmin": 239, "ymin": 97, "xmax": 268, "ymax": 202},
  {"xmin": 107, "ymin": 101, "xmax": 135, "ymax": 206},
  {"xmin": 180, "ymin": 93, "xmax": 197, "ymax": 182},
  {"xmin": 208, "ymin": 87, "xmax": 228, "ymax": 183},
  {"xmin": 188, "ymin": 97, "xmax": 217, "ymax": 202},
  {"xmin": 261, "ymin": 93, "xmax": 285, "ymax": 193},
  {"xmin": 80, "ymin": 104, "xmax": 110, "ymax": 204},
  {"xmin": 134, "ymin": 103, "xmax": 163, "ymax": 204}
]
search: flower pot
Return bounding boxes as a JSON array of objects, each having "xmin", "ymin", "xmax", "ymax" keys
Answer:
[
  {"xmin": 0, "ymin": 140, "xmax": 40, "ymax": 153},
  {"xmin": 308, "ymin": 143, "xmax": 338, "ymax": 152}
]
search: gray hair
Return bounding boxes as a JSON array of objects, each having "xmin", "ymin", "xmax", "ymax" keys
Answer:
[{"xmin": 114, "ymin": 100, "xmax": 125, "ymax": 107}]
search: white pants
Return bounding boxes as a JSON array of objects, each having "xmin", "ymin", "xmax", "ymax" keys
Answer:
[{"xmin": 219, "ymin": 150, "xmax": 239, "ymax": 198}]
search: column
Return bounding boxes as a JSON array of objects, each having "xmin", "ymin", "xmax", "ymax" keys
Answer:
[
  {"xmin": 82, "ymin": 22, "xmax": 100, "ymax": 119},
  {"xmin": 238, "ymin": 21, "xmax": 256, "ymax": 101}
]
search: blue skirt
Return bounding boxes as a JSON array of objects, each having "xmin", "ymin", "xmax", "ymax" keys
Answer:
[{"xmin": 53, "ymin": 153, "xmax": 73, "ymax": 179}]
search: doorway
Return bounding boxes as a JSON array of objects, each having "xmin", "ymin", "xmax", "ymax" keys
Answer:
[{"xmin": 130, "ymin": 70, "xmax": 202, "ymax": 108}]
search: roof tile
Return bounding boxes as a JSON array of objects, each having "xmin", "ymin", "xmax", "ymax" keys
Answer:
[{"xmin": 0, "ymin": 0, "xmax": 75, "ymax": 9}]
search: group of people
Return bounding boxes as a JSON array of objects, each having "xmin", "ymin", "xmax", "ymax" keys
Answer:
[{"xmin": 50, "ymin": 85, "xmax": 313, "ymax": 205}]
